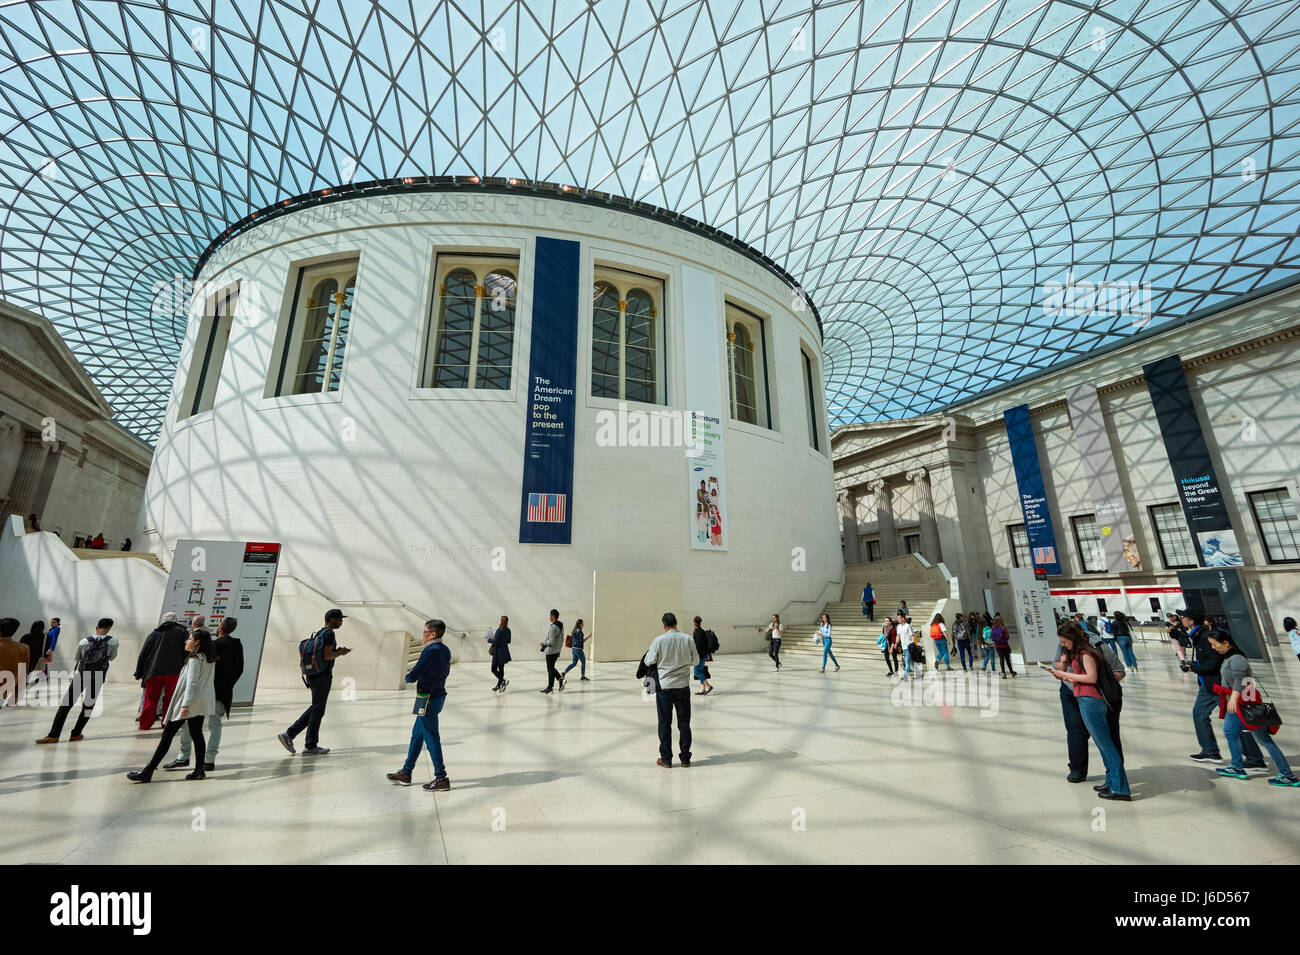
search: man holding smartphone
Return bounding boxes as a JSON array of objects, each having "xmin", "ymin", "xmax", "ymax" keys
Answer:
[{"xmin": 279, "ymin": 608, "xmax": 351, "ymax": 756}]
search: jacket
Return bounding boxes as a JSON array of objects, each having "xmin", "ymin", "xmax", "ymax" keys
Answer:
[
  {"xmin": 1186, "ymin": 625, "xmax": 1223, "ymax": 689},
  {"xmin": 406, "ymin": 638, "xmax": 451, "ymax": 697},
  {"xmin": 693, "ymin": 626, "xmax": 709, "ymax": 659},
  {"xmin": 165, "ymin": 655, "xmax": 216, "ymax": 721},
  {"xmin": 488, "ymin": 626, "xmax": 511, "ymax": 664},
  {"xmin": 135, "ymin": 622, "xmax": 190, "ymax": 680},
  {"xmin": 0, "ymin": 637, "xmax": 29, "ymax": 704},
  {"xmin": 213, "ymin": 636, "xmax": 245, "ymax": 716},
  {"xmin": 541, "ymin": 622, "xmax": 563, "ymax": 654}
]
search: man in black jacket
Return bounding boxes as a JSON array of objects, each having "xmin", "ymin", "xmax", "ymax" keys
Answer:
[
  {"xmin": 1181, "ymin": 610, "xmax": 1265, "ymax": 767},
  {"xmin": 691, "ymin": 616, "xmax": 713, "ymax": 696},
  {"xmin": 164, "ymin": 617, "xmax": 243, "ymax": 772},
  {"xmin": 133, "ymin": 612, "xmax": 190, "ymax": 730}
]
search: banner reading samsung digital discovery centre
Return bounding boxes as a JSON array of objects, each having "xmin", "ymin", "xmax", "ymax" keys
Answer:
[
  {"xmin": 1066, "ymin": 384, "xmax": 1143, "ymax": 572},
  {"xmin": 1143, "ymin": 354, "xmax": 1243, "ymax": 567},
  {"xmin": 682, "ymin": 265, "xmax": 728, "ymax": 550},
  {"xmin": 1004, "ymin": 404, "xmax": 1062, "ymax": 574},
  {"xmin": 160, "ymin": 540, "xmax": 280, "ymax": 705},
  {"xmin": 519, "ymin": 237, "xmax": 579, "ymax": 545}
]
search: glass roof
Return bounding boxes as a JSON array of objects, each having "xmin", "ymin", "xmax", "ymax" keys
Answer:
[{"xmin": 2, "ymin": 0, "xmax": 1298, "ymax": 441}]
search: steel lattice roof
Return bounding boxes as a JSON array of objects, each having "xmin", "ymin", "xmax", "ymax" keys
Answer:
[{"xmin": 2, "ymin": 0, "xmax": 1299, "ymax": 441}]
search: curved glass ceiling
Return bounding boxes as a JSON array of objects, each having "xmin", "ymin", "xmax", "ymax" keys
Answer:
[{"xmin": 2, "ymin": 0, "xmax": 1299, "ymax": 440}]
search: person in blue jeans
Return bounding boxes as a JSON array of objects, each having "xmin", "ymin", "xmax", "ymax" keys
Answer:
[
  {"xmin": 1110, "ymin": 612, "xmax": 1138, "ymax": 671},
  {"xmin": 818, "ymin": 613, "xmax": 839, "ymax": 672},
  {"xmin": 562, "ymin": 618, "xmax": 591, "ymax": 681},
  {"xmin": 1208, "ymin": 632, "xmax": 1299, "ymax": 787},
  {"xmin": 1049, "ymin": 622, "xmax": 1130, "ymax": 800},
  {"xmin": 387, "ymin": 618, "xmax": 452, "ymax": 791},
  {"xmin": 1181, "ymin": 611, "xmax": 1265, "ymax": 767}
]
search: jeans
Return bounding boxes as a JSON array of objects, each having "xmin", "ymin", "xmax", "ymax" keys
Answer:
[
  {"xmin": 545, "ymin": 652, "xmax": 563, "ymax": 688},
  {"xmin": 563, "ymin": 647, "xmax": 586, "ymax": 677},
  {"xmin": 47, "ymin": 670, "xmax": 106, "ymax": 739},
  {"xmin": 142, "ymin": 716, "xmax": 205, "ymax": 776},
  {"xmin": 903, "ymin": 646, "xmax": 916, "ymax": 675},
  {"xmin": 693, "ymin": 654, "xmax": 710, "ymax": 682},
  {"xmin": 401, "ymin": 694, "xmax": 447, "ymax": 780},
  {"xmin": 287, "ymin": 671, "xmax": 332, "ymax": 748},
  {"xmin": 934, "ymin": 638, "xmax": 950, "ymax": 667},
  {"xmin": 1117, "ymin": 634, "xmax": 1137, "ymax": 668},
  {"xmin": 1078, "ymin": 696, "xmax": 1129, "ymax": 795},
  {"xmin": 655, "ymin": 686, "xmax": 692, "ymax": 764},
  {"xmin": 1193, "ymin": 684, "xmax": 1264, "ymax": 761},
  {"xmin": 980, "ymin": 645, "xmax": 996, "ymax": 670},
  {"xmin": 768, "ymin": 638, "xmax": 781, "ymax": 668},
  {"xmin": 180, "ymin": 703, "xmax": 225, "ymax": 762},
  {"xmin": 1224, "ymin": 711, "xmax": 1293, "ymax": 776},
  {"xmin": 996, "ymin": 646, "xmax": 1015, "ymax": 675},
  {"xmin": 957, "ymin": 640, "xmax": 973, "ymax": 670},
  {"xmin": 862, "ymin": 602, "xmax": 874, "ymax": 620},
  {"xmin": 821, "ymin": 638, "xmax": 839, "ymax": 669},
  {"xmin": 1061, "ymin": 682, "xmax": 1124, "ymax": 775}
]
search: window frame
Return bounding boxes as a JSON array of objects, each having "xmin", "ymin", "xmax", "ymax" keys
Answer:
[
  {"xmin": 904, "ymin": 533, "xmax": 922, "ymax": 555},
  {"xmin": 590, "ymin": 264, "xmax": 667, "ymax": 407},
  {"xmin": 1007, "ymin": 523, "xmax": 1031, "ymax": 569},
  {"xmin": 266, "ymin": 252, "xmax": 362, "ymax": 399},
  {"xmin": 420, "ymin": 252, "xmax": 521, "ymax": 392},
  {"xmin": 1247, "ymin": 487, "xmax": 1300, "ymax": 564},
  {"xmin": 177, "ymin": 280, "xmax": 240, "ymax": 422},
  {"xmin": 1070, "ymin": 513, "xmax": 1108, "ymax": 574},
  {"xmin": 724, "ymin": 301, "xmax": 772, "ymax": 429},
  {"xmin": 1147, "ymin": 502, "xmax": 1199, "ymax": 570},
  {"xmin": 801, "ymin": 345, "xmax": 822, "ymax": 451},
  {"xmin": 866, "ymin": 539, "xmax": 882, "ymax": 562}
]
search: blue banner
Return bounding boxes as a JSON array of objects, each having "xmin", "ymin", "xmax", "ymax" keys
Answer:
[
  {"xmin": 1004, "ymin": 403, "xmax": 1062, "ymax": 575},
  {"xmin": 518, "ymin": 236, "xmax": 579, "ymax": 544}
]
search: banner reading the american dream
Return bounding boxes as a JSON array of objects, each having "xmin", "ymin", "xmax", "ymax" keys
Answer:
[
  {"xmin": 518, "ymin": 236, "xmax": 579, "ymax": 545},
  {"xmin": 1143, "ymin": 354, "xmax": 1243, "ymax": 567},
  {"xmin": 1066, "ymin": 383, "xmax": 1143, "ymax": 572},
  {"xmin": 1003, "ymin": 403, "xmax": 1062, "ymax": 575}
]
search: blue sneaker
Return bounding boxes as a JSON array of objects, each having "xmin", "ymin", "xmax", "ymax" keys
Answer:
[
  {"xmin": 1267, "ymin": 774, "xmax": 1300, "ymax": 788},
  {"xmin": 1215, "ymin": 767, "xmax": 1249, "ymax": 780}
]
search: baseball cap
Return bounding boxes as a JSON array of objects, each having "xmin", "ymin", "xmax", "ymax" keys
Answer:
[{"xmin": 325, "ymin": 608, "xmax": 347, "ymax": 621}]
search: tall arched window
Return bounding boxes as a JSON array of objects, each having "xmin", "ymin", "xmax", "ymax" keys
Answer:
[
  {"xmin": 591, "ymin": 267, "xmax": 665, "ymax": 405},
  {"xmin": 726, "ymin": 302, "xmax": 771, "ymax": 428},
  {"xmin": 422, "ymin": 255, "xmax": 518, "ymax": 389},
  {"xmin": 269, "ymin": 254, "xmax": 360, "ymax": 397}
]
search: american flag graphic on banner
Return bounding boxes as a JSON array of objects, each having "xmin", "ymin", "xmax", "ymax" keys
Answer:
[{"xmin": 527, "ymin": 493, "xmax": 567, "ymax": 523}]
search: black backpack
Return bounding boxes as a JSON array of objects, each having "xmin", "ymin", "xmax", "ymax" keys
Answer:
[
  {"xmin": 299, "ymin": 628, "xmax": 330, "ymax": 677},
  {"xmin": 80, "ymin": 635, "xmax": 111, "ymax": 671},
  {"xmin": 1094, "ymin": 654, "xmax": 1123, "ymax": 708},
  {"xmin": 706, "ymin": 630, "xmax": 719, "ymax": 654}
]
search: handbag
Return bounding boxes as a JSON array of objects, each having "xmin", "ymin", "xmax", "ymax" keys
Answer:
[
  {"xmin": 565, "ymin": 633, "xmax": 573, "ymax": 648},
  {"xmin": 1239, "ymin": 680, "xmax": 1282, "ymax": 727}
]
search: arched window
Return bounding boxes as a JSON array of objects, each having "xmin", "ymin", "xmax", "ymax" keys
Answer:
[
  {"xmin": 591, "ymin": 268, "xmax": 665, "ymax": 405},
  {"xmin": 726, "ymin": 302, "xmax": 771, "ymax": 428},
  {"xmin": 268, "ymin": 254, "xmax": 360, "ymax": 397},
  {"xmin": 423, "ymin": 255, "xmax": 518, "ymax": 389}
]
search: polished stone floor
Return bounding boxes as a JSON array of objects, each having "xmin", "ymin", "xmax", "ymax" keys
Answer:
[{"xmin": 3, "ymin": 642, "xmax": 1299, "ymax": 864}]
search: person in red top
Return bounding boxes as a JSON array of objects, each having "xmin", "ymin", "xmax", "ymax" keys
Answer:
[
  {"xmin": 930, "ymin": 614, "xmax": 953, "ymax": 671},
  {"xmin": 90, "ymin": 532, "xmax": 106, "ymax": 549}
]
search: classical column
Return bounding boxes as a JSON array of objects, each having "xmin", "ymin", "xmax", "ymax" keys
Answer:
[
  {"xmin": 8, "ymin": 432, "xmax": 50, "ymax": 520},
  {"xmin": 908, "ymin": 467, "xmax": 941, "ymax": 563},
  {"xmin": 0, "ymin": 415, "xmax": 23, "ymax": 514},
  {"xmin": 870, "ymin": 478, "xmax": 898, "ymax": 559},
  {"xmin": 839, "ymin": 487, "xmax": 863, "ymax": 565}
]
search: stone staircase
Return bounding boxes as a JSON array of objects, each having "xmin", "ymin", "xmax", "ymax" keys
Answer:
[
  {"xmin": 71, "ymin": 548, "xmax": 167, "ymax": 571},
  {"xmin": 780, "ymin": 555, "xmax": 952, "ymax": 661}
]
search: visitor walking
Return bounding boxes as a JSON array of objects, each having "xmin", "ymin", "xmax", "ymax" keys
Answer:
[
  {"xmin": 35, "ymin": 618, "xmax": 118, "ymax": 743},
  {"xmin": 278, "ymin": 609, "xmax": 351, "ymax": 756},
  {"xmin": 562, "ymin": 618, "xmax": 591, "ymax": 681},
  {"xmin": 1048, "ymin": 622, "xmax": 1130, "ymax": 800},
  {"xmin": 1111, "ymin": 612, "xmax": 1138, "ymax": 671},
  {"xmin": 1208, "ymin": 630, "xmax": 1297, "ymax": 787},
  {"xmin": 930, "ymin": 614, "xmax": 953, "ymax": 671},
  {"xmin": 644, "ymin": 612, "xmax": 696, "ymax": 768},
  {"xmin": 127, "ymin": 628, "xmax": 218, "ymax": 782},
  {"xmin": 539, "ymin": 609, "xmax": 566, "ymax": 693},
  {"xmin": 879, "ymin": 618, "xmax": 897, "ymax": 676},
  {"xmin": 991, "ymin": 614, "xmax": 1016, "ymax": 678},
  {"xmin": 692, "ymin": 616, "xmax": 714, "ymax": 695},
  {"xmin": 1057, "ymin": 623, "xmax": 1126, "ymax": 784},
  {"xmin": 44, "ymin": 617, "xmax": 61, "ymax": 678},
  {"xmin": 1165, "ymin": 612, "xmax": 1189, "ymax": 663},
  {"xmin": 387, "ymin": 619, "xmax": 453, "ymax": 791},
  {"xmin": 818, "ymin": 613, "xmax": 839, "ymax": 672},
  {"xmin": 765, "ymin": 614, "xmax": 783, "ymax": 671},
  {"xmin": 861, "ymin": 582, "xmax": 875, "ymax": 620},
  {"xmin": 488, "ymin": 615, "xmax": 511, "ymax": 691},
  {"xmin": 133, "ymin": 612, "xmax": 189, "ymax": 730},
  {"xmin": 953, "ymin": 612, "xmax": 974, "ymax": 672},
  {"xmin": 20, "ymin": 621, "xmax": 47, "ymax": 686},
  {"xmin": 898, "ymin": 613, "xmax": 921, "ymax": 679},
  {"xmin": 165, "ymin": 617, "xmax": 242, "ymax": 772},
  {"xmin": 979, "ymin": 614, "xmax": 997, "ymax": 672},
  {"xmin": 1181, "ymin": 609, "xmax": 1266, "ymax": 767}
]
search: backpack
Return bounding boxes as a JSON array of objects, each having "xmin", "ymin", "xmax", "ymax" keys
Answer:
[
  {"xmin": 299, "ymin": 628, "xmax": 330, "ymax": 677},
  {"xmin": 706, "ymin": 630, "xmax": 719, "ymax": 654},
  {"xmin": 80, "ymin": 635, "xmax": 111, "ymax": 671},
  {"xmin": 981, "ymin": 626, "xmax": 993, "ymax": 645},
  {"xmin": 1093, "ymin": 655, "xmax": 1123, "ymax": 709}
]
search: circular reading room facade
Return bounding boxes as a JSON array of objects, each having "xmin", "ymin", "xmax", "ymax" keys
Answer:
[{"xmin": 143, "ymin": 180, "xmax": 841, "ymax": 669}]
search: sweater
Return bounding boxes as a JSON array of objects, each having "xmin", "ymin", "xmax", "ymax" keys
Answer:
[{"xmin": 165, "ymin": 655, "xmax": 217, "ymax": 721}]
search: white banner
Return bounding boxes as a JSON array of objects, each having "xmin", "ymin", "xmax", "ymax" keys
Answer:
[
  {"xmin": 682, "ymin": 265, "xmax": 727, "ymax": 551},
  {"xmin": 1009, "ymin": 567, "xmax": 1057, "ymax": 662},
  {"xmin": 160, "ymin": 540, "xmax": 280, "ymax": 705}
]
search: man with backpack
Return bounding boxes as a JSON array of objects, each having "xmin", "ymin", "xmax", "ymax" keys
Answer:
[
  {"xmin": 36, "ymin": 618, "xmax": 117, "ymax": 743},
  {"xmin": 278, "ymin": 609, "xmax": 351, "ymax": 755},
  {"xmin": 691, "ymin": 615, "xmax": 715, "ymax": 696}
]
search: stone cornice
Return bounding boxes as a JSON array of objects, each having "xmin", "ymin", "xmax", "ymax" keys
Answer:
[{"xmin": 0, "ymin": 349, "xmax": 104, "ymax": 425}]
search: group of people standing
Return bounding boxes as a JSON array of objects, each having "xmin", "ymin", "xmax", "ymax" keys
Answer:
[{"xmin": 876, "ymin": 609, "xmax": 1017, "ymax": 679}]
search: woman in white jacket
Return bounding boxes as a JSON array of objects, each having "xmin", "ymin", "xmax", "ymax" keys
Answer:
[{"xmin": 128, "ymin": 629, "xmax": 217, "ymax": 782}]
